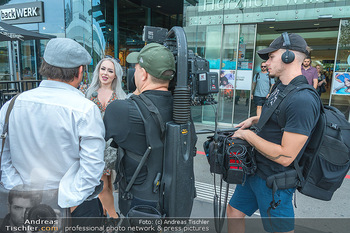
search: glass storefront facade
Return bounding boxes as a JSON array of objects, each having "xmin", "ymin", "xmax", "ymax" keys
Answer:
[
  {"xmin": 0, "ymin": 0, "xmax": 182, "ymax": 86},
  {"xmin": 1, "ymin": 0, "xmax": 349, "ymax": 122},
  {"xmin": 184, "ymin": 0, "xmax": 350, "ymax": 125}
]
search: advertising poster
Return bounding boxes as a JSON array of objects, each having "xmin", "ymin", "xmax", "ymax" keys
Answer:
[
  {"xmin": 211, "ymin": 69, "xmax": 235, "ymax": 90},
  {"xmin": 238, "ymin": 43, "xmax": 246, "ymax": 61},
  {"xmin": 236, "ymin": 70, "xmax": 253, "ymax": 90},
  {"xmin": 211, "ymin": 69, "xmax": 253, "ymax": 91},
  {"xmin": 332, "ymin": 72, "xmax": 350, "ymax": 95}
]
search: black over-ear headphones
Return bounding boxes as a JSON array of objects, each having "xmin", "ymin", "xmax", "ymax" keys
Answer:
[{"xmin": 281, "ymin": 32, "xmax": 295, "ymax": 64}]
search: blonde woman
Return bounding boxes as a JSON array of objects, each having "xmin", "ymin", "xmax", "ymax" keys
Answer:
[{"xmin": 81, "ymin": 56, "xmax": 126, "ymax": 218}]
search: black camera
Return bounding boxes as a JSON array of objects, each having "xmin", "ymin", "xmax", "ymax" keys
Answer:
[
  {"xmin": 187, "ymin": 50, "xmax": 219, "ymax": 105},
  {"xmin": 24, "ymin": 204, "xmax": 57, "ymax": 231},
  {"xmin": 127, "ymin": 26, "xmax": 219, "ymax": 106}
]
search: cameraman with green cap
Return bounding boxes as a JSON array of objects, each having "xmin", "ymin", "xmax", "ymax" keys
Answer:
[{"xmin": 104, "ymin": 43, "xmax": 175, "ymax": 217}]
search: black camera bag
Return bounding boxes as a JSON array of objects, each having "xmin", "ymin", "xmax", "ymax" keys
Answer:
[{"xmin": 203, "ymin": 134, "xmax": 256, "ymax": 184}]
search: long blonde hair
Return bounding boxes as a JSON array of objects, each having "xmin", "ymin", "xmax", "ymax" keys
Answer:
[{"xmin": 86, "ymin": 57, "xmax": 127, "ymax": 99}]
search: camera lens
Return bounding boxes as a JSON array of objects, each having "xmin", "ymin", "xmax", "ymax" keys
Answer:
[{"xmin": 25, "ymin": 204, "xmax": 57, "ymax": 231}]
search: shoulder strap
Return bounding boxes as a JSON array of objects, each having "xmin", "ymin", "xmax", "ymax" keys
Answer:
[
  {"xmin": 130, "ymin": 94, "xmax": 166, "ymax": 138},
  {"xmin": 255, "ymin": 75, "xmax": 312, "ymax": 133},
  {"xmin": 122, "ymin": 100, "xmax": 152, "ymax": 197},
  {"xmin": 1, "ymin": 94, "xmax": 21, "ymax": 182},
  {"xmin": 122, "ymin": 94, "xmax": 166, "ymax": 197},
  {"xmin": 255, "ymin": 73, "xmax": 260, "ymax": 80}
]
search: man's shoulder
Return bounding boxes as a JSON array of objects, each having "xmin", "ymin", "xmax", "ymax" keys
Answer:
[
  {"xmin": 109, "ymin": 98, "xmax": 133, "ymax": 107},
  {"xmin": 18, "ymin": 87, "xmax": 97, "ymax": 113},
  {"xmin": 310, "ymin": 66, "xmax": 317, "ymax": 70},
  {"xmin": 106, "ymin": 98, "xmax": 133, "ymax": 114},
  {"xmin": 289, "ymin": 87, "xmax": 320, "ymax": 109}
]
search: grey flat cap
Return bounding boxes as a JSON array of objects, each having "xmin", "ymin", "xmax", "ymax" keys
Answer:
[{"xmin": 43, "ymin": 38, "xmax": 92, "ymax": 68}]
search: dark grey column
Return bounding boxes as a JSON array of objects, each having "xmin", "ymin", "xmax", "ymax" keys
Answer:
[{"xmin": 114, "ymin": 0, "xmax": 118, "ymax": 58}]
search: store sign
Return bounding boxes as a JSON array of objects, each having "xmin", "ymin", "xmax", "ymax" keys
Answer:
[
  {"xmin": 0, "ymin": 1, "xmax": 44, "ymax": 24},
  {"xmin": 199, "ymin": 0, "xmax": 332, "ymax": 11}
]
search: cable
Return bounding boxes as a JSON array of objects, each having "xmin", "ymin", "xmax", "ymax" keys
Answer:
[{"xmin": 224, "ymin": 137, "xmax": 256, "ymax": 176}]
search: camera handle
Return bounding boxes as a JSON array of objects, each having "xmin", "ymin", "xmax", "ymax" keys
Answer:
[{"xmin": 166, "ymin": 27, "xmax": 191, "ymax": 124}]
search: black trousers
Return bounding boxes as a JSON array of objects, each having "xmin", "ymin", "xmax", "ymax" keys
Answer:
[{"xmin": 71, "ymin": 198, "xmax": 104, "ymax": 232}]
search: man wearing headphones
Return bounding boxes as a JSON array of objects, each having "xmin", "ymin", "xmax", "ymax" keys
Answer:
[{"xmin": 227, "ymin": 33, "xmax": 320, "ymax": 233}]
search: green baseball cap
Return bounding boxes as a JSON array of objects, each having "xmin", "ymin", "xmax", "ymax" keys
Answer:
[{"xmin": 126, "ymin": 43, "xmax": 175, "ymax": 80}]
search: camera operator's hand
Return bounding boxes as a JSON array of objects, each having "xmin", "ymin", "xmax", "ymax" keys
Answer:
[
  {"xmin": 233, "ymin": 128, "xmax": 249, "ymax": 140},
  {"xmin": 235, "ymin": 116, "xmax": 259, "ymax": 130}
]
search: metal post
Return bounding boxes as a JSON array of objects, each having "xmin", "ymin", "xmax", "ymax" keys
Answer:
[
  {"xmin": 114, "ymin": 0, "xmax": 119, "ymax": 59},
  {"xmin": 329, "ymin": 19, "xmax": 342, "ymax": 107},
  {"xmin": 146, "ymin": 8, "xmax": 151, "ymax": 26},
  {"xmin": 16, "ymin": 41, "xmax": 23, "ymax": 81},
  {"xmin": 232, "ymin": 24, "xmax": 241, "ymax": 126},
  {"xmin": 8, "ymin": 41, "xmax": 15, "ymax": 81}
]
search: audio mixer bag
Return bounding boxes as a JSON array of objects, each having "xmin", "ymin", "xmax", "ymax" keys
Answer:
[{"xmin": 204, "ymin": 134, "xmax": 256, "ymax": 184}]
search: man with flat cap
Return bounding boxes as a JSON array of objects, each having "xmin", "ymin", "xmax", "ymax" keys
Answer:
[
  {"xmin": 0, "ymin": 38, "xmax": 105, "ymax": 219},
  {"xmin": 104, "ymin": 43, "xmax": 175, "ymax": 216},
  {"xmin": 226, "ymin": 33, "xmax": 321, "ymax": 233}
]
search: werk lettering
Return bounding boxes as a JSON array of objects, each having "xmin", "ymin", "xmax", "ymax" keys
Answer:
[{"xmin": 0, "ymin": 7, "xmax": 38, "ymax": 20}]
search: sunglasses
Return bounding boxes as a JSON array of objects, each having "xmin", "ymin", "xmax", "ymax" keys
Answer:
[{"xmin": 261, "ymin": 66, "xmax": 267, "ymax": 68}]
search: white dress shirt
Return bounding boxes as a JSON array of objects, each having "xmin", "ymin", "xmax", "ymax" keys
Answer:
[{"xmin": 0, "ymin": 80, "xmax": 105, "ymax": 208}]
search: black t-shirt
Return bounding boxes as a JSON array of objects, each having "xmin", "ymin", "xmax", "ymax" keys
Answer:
[
  {"xmin": 104, "ymin": 90, "xmax": 173, "ymax": 156},
  {"xmin": 256, "ymin": 81, "xmax": 321, "ymax": 179}
]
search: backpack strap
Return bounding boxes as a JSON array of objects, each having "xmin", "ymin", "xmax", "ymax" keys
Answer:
[
  {"xmin": 121, "ymin": 94, "xmax": 166, "ymax": 201},
  {"xmin": 122, "ymin": 100, "xmax": 152, "ymax": 199},
  {"xmin": 136, "ymin": 94, "xmax": 166, "ymax": 139},
  {"xmin": 276, "ymin": 80, "xmax": 324, "ymax": 131},
  {"xmin": 254, "ymin": 75, "xmax": 308, "ymax": 133},
  {"xmin": 0, "ymin": 94, "xmax": 21, "ymax": 182}
]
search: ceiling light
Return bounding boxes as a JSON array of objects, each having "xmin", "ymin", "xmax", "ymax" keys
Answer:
[
  {"xmin": 318, "ymin": 14, "xmax": 332, "ymax": 19},
  {"xmin": 156, "ymin": 5, "xmax": 162, "ymax": 8},
  {"xmin": 263, "ymin": 18, "xmax": 276, "ymax": 22}
]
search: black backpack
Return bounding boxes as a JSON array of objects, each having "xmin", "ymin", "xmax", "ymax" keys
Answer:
[
  {"xmin": 115, "ymin": 94, "xmax": 196, "ymax": 219},
  {"xmin": 255, "ymin": 75, "xmax": 350, "ymax": 204}
]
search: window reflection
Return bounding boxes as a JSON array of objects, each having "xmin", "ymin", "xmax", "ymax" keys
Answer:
[
  {"xmin": 65, "ymin": 0, "xmax": 93, "ymax": 78},
  {"xmin": 0, "ymin": 41, "xmax": 10, "ymax": 84}
]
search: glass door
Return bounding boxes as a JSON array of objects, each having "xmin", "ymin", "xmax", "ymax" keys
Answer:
[
  {"xmin": 233, "ymin": 24, "xmax": 256, "ymax": 124},
  {"xmin": 202, "ymin": 25, "xmax": 222, "ymax": 124},
  {"xmin": 330, "ymin": 19, "xmax": 350, "ymax": 121},
  {"xmin": 217, "ymin": 25, "xmax": 239, "ymax": 126},
  {"xmin": 217, "ymin": 24, "xmax": 257, "ymax": 126}
]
